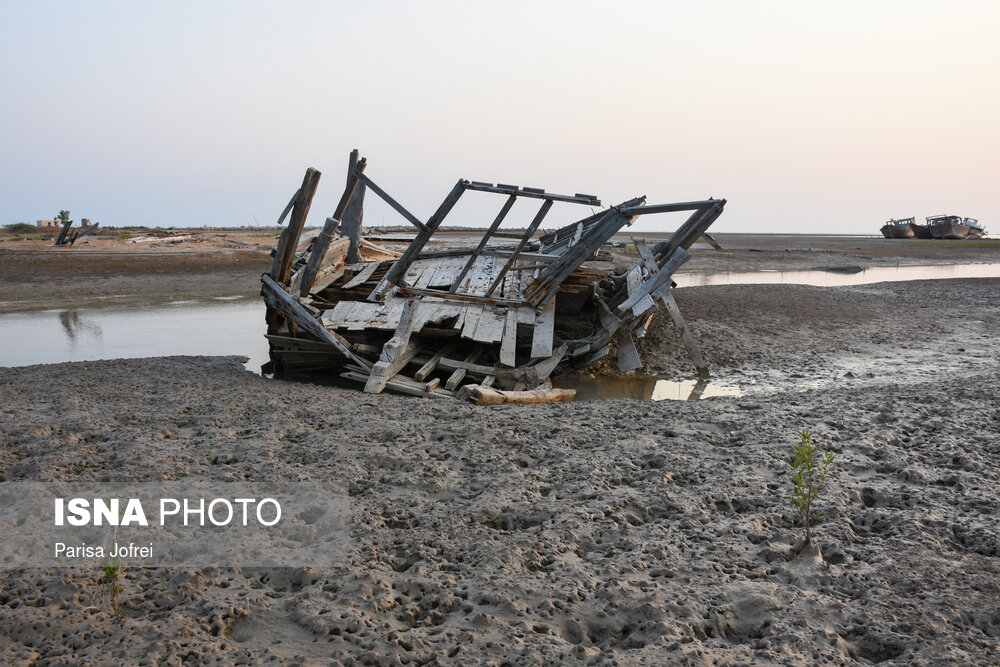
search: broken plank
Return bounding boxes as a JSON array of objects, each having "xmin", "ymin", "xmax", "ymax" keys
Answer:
[
  {"xmin": 341, "ymin": 262, "xmax": 379, "ymax": 290},
  {"xmin": 365, "ymin": 299, "xmax": 420, "ymax": 393},
  {"xmin": 414, "ymin": 340, "xmax": 458, "ymax": 380},
  {"xmin": 530, "ymin": 296, "xmax": 556, "ymax": 358},
  {"xmin": 499, "ymin": 308, "xmax": 518, "ymax": 367},
  {"xmin": 616, "ymin": 330, "xmax": 642, "ymax": 372}
]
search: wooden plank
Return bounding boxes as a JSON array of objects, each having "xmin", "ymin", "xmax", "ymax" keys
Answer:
[
  {"xmin": 461, "ymin": 305, "xmax": 484, "ymax": 339},
  {"xmin": 660, "ymin": 290, "xmax": 709, "ymax": 379},
  {"xmin": 615, "ymin": 248, "xmax": 690, "ymax": 315},
  {"xmin": 445, "ymin": 348, "xmax": 482, "ymax": 390},
  {"xmin": 464, "ymin": 182, "xmax": 599, "ymax": 206},
  {"xmin": 451, "ymin": 193, "xmax": 518, "ymax": 292},
  {"xmin": 517, "ymin": 306, "xmax": 536, "ymax": 326},
  {"xmin": 356, "ymin": 172, "xmax": 428, "ymax": 233},
  {"xmin": 341, "ymin": 150, "xmax": 367, "ymax": 264},
  {"xmin": 499, "ymin": 308, "xmax": 518, "ymax": 367},
  {"xmin": 616, "ymin": 330, "xmax": 642, "ymax": 372},
  {"xmin": 271, "ymin": 168, "xmax": 322, "ymax": 285},
  {"xmin": 531, "ymin": 296, "xmax": 556, "ymax": 358},
  {"xmin": 414, "ymin": 340, "xmax": 457, "ymax": 381},
  {"xmin": 261, "ymin": 274, "xmax": 370, "ymax": 369},
  {"xmin": 486, "ymin": 199, "xmax": 553, "ymax": 296},
  {"xmin": 341, "ymin": 262, "xmax": 379, "ymax": 290},
  {"xmin": 369, "ymin": 180, "xmax": 469, "ymax": 300},
  {"xmin": 341, "ymin": 371, "xmax": 452, "ymax": 399},
  {"xmin": 365, "ymin": 299, "xmax": 420, "ymax": 393},
  {"xmin": 473, "ymin": 307, "xmax": 506, "ymax": 344},
  {"xmin": 626, "ymin": 265, "xmax": 642, "ymax": 296},
  {"xmin": 299, "ymin": 216, "xmax": 341, "ymax": 296},
  {"xmin": 631, "ymin": 293, "xmax": 655, "ymax": 318}
]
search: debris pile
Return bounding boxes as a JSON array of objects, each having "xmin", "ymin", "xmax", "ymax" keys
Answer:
[{"xmin": 261, "ymin": 151, "xmax": 726, "ymax": 404}]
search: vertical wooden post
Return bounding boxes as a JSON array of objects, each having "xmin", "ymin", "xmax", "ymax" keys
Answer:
[
  {"xmin": 341, "ymin": 149, "xmax": 367, "ymax": 264},
  {"xmin": 271, "ymin": 168, "xmax": 322, "ymax": 285}
]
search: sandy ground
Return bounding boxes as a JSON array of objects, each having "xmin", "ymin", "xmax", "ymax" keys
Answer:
[{"xmin": 1, "ymin": 261, "xmax": 999, "ymax": 663}]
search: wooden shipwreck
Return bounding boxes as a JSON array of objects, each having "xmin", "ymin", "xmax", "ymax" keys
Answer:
[{"xmin": 261, "ymin": 151, "xmax": 726, "ymax": 404}]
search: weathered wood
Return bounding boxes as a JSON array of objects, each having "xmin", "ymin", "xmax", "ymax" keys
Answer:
[
  {"xmin": 458, "ymin": 385, "xmax": 576, "ymax": 405},
  {"xmin": 356, "ymin": 172, "xmax": 428, "ymax": 233},
  {"xmin": 464, "ymin": 182, "xmax": 599, "ymax": 206},
  {"xmin": 370, "ymin": 180, "xmax": 469, "ymax": 301},
  {"xmin": 261, "ymin": 274, "xmax": 370, "ymax": 369},
  {"xmin": 486, "ymin": 199, "xmax": 553, "ymax": 296},
  {"xmin": 472, "ymin": 307, "xmax": 506, "ymax": 344},
  {"xmin": 531, "ymin": 296, "xmax": 556, "ymax": 358},
  {"xmin": 451, "ymin": 193, "xmax": 518, "ymax": 292},
  {"xmin": 275, "ymin": 189, "xmax": 300, "ymax": 226},
  {"xmin": 616, "ymin": 330, "xmax": 642, "ymax": 372},
  {"xmin": 342, "ymin": 149, "xmax": 367, "ymax": 264},
  {"xmin": 499, "ymin": 308, "xmax": 518, "ymax": 367},
  {"xmin": 342, "ymin": 371, "xmax": 452, "ymax": 399},
  {"xmin": 271, "ymin": 168, "xmax": 322, "ymax": 284},
  {"xmin": 615, "ymin": 248, "xmax": 690, "ymax": 315},
  {"xmin": 414, "ymin": 340, "xmax": 457, "ymax": 380},
  {"xmin": 365, "ymin": 299, "xmax": 420, "ymax": 393},
  {"xmin": 445, "ymin": 347, "xmax": 482, "ymax": 390},
  {"xmin": 298, "ymin": 216, "xmax": 341, "ymax": 296},
  {"xmin": 660, "ymin": 290, "xmax": 709, "ymax": 379},
  {"xmin": 700, "ymin": 231, "xmax": 723, "ymax": 250},
  {"xmin": 341, "ymin": 262, "xmax": 380, "ymax": 290}
]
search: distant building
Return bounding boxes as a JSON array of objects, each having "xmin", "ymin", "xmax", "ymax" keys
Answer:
[{"xmin": 37, "ymin": 219, "xmax": 60, "ymax": 228}]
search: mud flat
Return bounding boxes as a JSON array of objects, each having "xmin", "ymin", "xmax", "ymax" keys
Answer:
[{"xmin": 1, "ymin": 276, "xmax": 998, "ymax": 664}]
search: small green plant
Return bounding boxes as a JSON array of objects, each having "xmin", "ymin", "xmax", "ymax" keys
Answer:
[
  {"xmin": 788, "ymin": 431, "xmax": 834, "ymax": 545},
  {"xmin": 98, "ymin": 498, "xmax": 125, "ymax": 618},
  {"xmin": 100, "ymin": 556, "xmax": 124, "ymax": 618}
]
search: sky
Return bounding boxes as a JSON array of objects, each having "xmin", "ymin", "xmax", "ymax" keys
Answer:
[{"xmin": 1, "ymin": 1, "xmax": 998, "ymax": 234}]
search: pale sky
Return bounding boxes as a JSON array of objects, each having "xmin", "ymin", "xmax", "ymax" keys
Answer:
[{"xmin": 2, "ymin": 1, "xmax": 998, "ymax": 234}]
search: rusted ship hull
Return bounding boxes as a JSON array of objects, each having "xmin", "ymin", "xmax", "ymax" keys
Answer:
[{"xmin": 880, "ymin": 223, "xmax": 915, "ymax": 239}]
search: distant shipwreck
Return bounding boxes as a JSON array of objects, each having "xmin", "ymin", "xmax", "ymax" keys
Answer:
[
  {"xmin": 881, "ymin": 215, "xmax": 986, "ymax": 240},
  {"xmin": 261, "ymin": 151, "xmax": 725, "ymax": 404}
]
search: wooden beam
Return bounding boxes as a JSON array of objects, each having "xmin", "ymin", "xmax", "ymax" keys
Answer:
[
  {"xmin": 465, "ymin": 181, "xmax": 600, "ymax": 206},
  {"xmin": 660, "ymin": 290, "xmax": 709, "ymax": 380},
  {"xmin": 414, "ymin": 340, "xmax": 457, "ymax": 380},
  {"xmin": 355, "ymin": 172, "xmax": 428, "ymax": 233},
  {"xmin": 261, "ymin": 274, "xmax": 370, "ymax": 369},
  {"xmin": 499, "ymin": 308, "xmax": 518, "ymax": 367},
  {"xmin": 341, "ymin": 149, "xmax": 367, "ymax": 264},
  {"xmin": 616, "ymin": 330, "xmax": 642, "ymax": 372},
  {"xmin": 451, "ymin": 193, "xmax": 517, "ymax": 292},
  {"xmin": 298, "ymin": 216, "xmax": 341, "ymax": 296},
  {"xmin": 365, "ymin": 299, "xmax": 420, "ymax": 393},
  {"xmin": 271, "ymin": 168, "xmax": 322, "ymax": 284},
  {"xmin": 530, "ymin": 296, "xmax": 556, "ymax": 358},
  {"xmin": 486, "ymin": 199, "xmax": 553, "ymax": 296},
  {"xmin": 370, "ymin": 180, "xmax": 469, "ymax": 301}
]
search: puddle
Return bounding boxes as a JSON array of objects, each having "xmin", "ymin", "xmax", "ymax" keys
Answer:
[
  {"xmin": 674, "ymin": 263, "xmax": 1000, "ymax": 288},
  {"xmin": 558, "ymin": 375, "xmax": 742, "ymax": 401},
  {"xmin": 0, "ymin": 302, "xmax": 269, "ymax": 371}
]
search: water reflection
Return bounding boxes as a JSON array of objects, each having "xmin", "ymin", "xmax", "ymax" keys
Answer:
[
  {"xmin": 558, "ymin": 375, "xmax": 742, "ymax": 401},
  {"xmin": 0, "ymin": 300, "xmax": 268, "ymax": 369},
  {"xmin": 58, "ymin": 310, "xmax": 102, "ymax": 345}
]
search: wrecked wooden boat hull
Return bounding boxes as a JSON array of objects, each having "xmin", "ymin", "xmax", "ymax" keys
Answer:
[{"xmin": 260, "ymin": 151, "xmax": 726, "ymax": 403}]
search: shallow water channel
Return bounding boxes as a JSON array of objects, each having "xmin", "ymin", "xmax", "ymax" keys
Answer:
[{"xmin": 3, "ymin": 263, "xmax": 999, "ymax": 400}]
